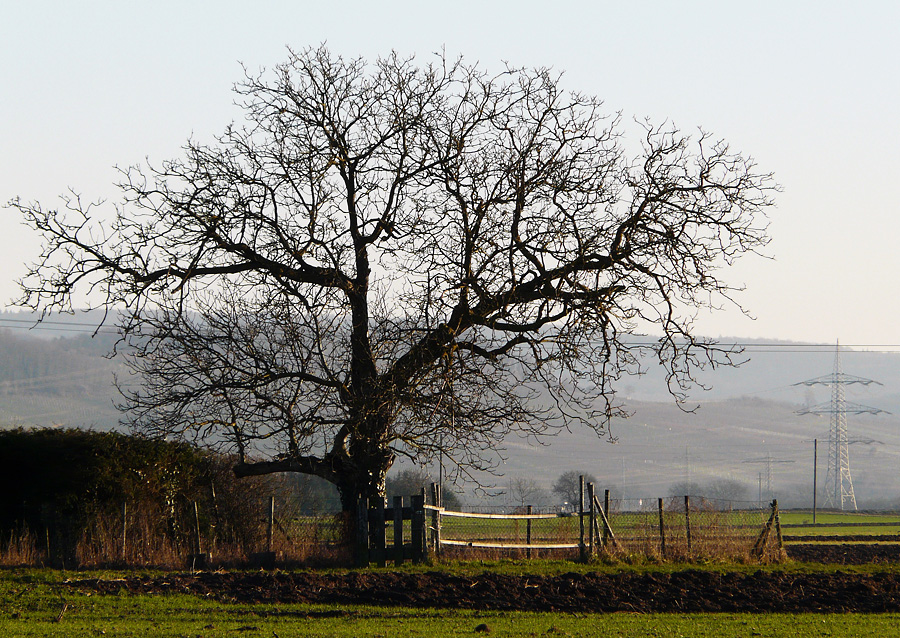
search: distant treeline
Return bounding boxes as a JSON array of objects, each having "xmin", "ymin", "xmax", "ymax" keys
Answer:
[{"xmin": 0, "ymin": 327, "xmax": 121, "ymax": 395}]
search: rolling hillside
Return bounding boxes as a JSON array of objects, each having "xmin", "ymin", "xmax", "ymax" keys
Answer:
[
  {"xmin": 3, "ymin": 311, "xmax": 899, "ymax": 508},
  {"xmin": 0, "ymin": 312, "xmax": 125, "ymax": 430}
]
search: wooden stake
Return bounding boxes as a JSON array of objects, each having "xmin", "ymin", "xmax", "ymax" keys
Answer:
[
  {"xmin": 193, "ymin": 501, "xmax": 202, "ymax": 555},
  {"xmin": 658, "ymin": 498, "xmax": 666, "ymax": 558},
  {"xmin": 430, "ymin": 482, "xmax": 442, "ymax": 554},
  {"xmin": 602, "ymin": 489, "xmax": 610, "ymax": 547},
  {"xmin": 356, "ymin": 496, "xmax": 369, "ymax": 567},
  {"xmin": 773, "ymin": 499, "xmax": 784, "ymax": 553},
  {"xmin": 526, "ymin": 505, "xmax": 532, "ymax": 559},
  {"xmin": 578, "ymin": 475, "xmax": 586, "ymax": 562},
  {"xmin": 372, "ymin": 497, "xmax": 386, "ymax": 567},
  {"xmin": 684, "ymin": 495, "xmax": 692, "ymax": 554},
  {"xmin": 593, "ymin": 494, "xmax": 621, "ymax": 550},
  {"xmin": 393, "ymin": 496, "xmax": 404, "ymax": 566},
  {"xmin": 267, "ymin": 496, "xmax": 275, "ymax": 553},
  {"xmin": 587, "ymin": 482, "xmax": 596, "ymax": 557},
  {"xmin": 411, "ymin": 491, "xmax": 426, "ymax": 563},
  {"xmin": 121, "ymin": 500, "xmax": 127, "ymax": 563}
]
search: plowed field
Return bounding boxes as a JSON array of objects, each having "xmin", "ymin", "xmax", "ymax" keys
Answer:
[{"xmin": 66, "ymin": 544, "xmax": 900, "ymax": 613}]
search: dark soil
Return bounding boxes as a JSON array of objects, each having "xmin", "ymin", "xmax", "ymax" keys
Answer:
[
  {"xmin": 786, "ymin": 542, "xmax": 900, "ymax": 564},
  {"xmin": 65, "ymin": 544, "xmax": 900, "ymax": 614},
  {"xmin": 68, "ymin": 569, "xmax": 900, "ymax": 613},
  {"xmin": 783, "ymin": 535, "xmax": 900, "ymax": 543}
]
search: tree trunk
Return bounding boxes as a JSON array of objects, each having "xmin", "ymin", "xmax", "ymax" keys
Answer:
[
  {"xmin": 335, "ymin": 451, "xmax": 393, "ymax": 562},
  {"xmin": 335, "ymin": 454, "xmax": 394, "ymax": 513}
]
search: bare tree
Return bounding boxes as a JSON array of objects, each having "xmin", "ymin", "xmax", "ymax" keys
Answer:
[
  {"xmin": 669, "ymin": 478, "xmax": 750, "ymax": 510},
  {"xmin": 668, "ymin": 481, "xmax": 705, "ymax": 498},
  {"xmin": 706, "ymin": 478, "xmax": 750, "ymax": 502},
  {"xmin": 10, "ymin": 46, "xmax": 775, "ymax": 514},
  {"xmin": 551, "ymin": 470, "xmax": 597, "ymax": 507},
  {"xmin": 507, "ymin": 476, "xmax": 550, "ymax": 508},
  {"xmin": 385, "ymin": 467, "xmax": 463, "ymax": 509}
]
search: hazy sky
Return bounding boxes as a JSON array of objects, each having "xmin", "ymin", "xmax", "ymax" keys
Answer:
[{"xmin": 3, "ymin": 1, "xmax": 899, "ymax": 346}]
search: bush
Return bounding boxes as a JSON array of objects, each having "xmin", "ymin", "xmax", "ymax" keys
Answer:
[{"xmin": 0, "ymin": 428, "xmax": 295, "ymax": 567}]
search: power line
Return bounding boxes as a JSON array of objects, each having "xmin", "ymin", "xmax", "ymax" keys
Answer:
[
  {"xmin": 0, "ymin": 319, "xmax": 120, "ymax": 335},
  {"xmin": 3, "ymin": 315, "xmax": 900, "ymax": 347},
  {"xmin": 4, "ymin": 319, "xmax": 900, "ymax": 350}
]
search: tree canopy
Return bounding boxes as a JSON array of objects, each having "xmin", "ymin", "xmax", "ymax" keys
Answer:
[
  {"xmin": 551, "ymin": 471, "xmax": 598, "ymax": 508},
  {"xmin": 11, "ymin": 46, "xmax": 775, "ymax": 511}
]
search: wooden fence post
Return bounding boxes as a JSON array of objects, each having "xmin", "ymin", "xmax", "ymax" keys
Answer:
[
  {"xmin": 393, "ymin": 496, "xmax": 404, "ymax": 566},
  {"xmin": 684, "ymin": 495, "xmax": 692, "ymax": 554},
  {"xmin": 658, "ymin": 498, "xmax": 666, "ymax": 558},
  {"xmin": 752, "ymin": 499, "xmax": 780, "ymax": 560},
  {"xmin": 773, "ymin": 499, "xmax": 783, "ymax": 552},
  {"xmin": 602, "ymin": 489, "xmax": 610, "ymax": 547},
  {"xmin": 250, "ymin": 495, "xmax": 277, "ymax": 569},
  {"xmin": 526, "ymin": 505, "xmax": 533, "ymax": 559},
  {"xmin": 411, "ymin": 492, "xmax": 426, "ymax": 563},
  {"xmin": 592, "ymin": 494, "xmax": 620, "ymax": 551},
  {"xmin": 193, "ymin": 501, "xmax": 202, "ymax": 555},
  {"xmin": 190, "ymin": 501, "xmax": 208, "ymax": 570},
  {"xmin": 578, "ymin": 475, "xmax": 586, "ymax": 562},
  {"xmin": 267, "ymin": 496, "xmax": 275, "ymax": 553},
  {"xmin": 121, "ymin": 501, "xmax": 127, "ymax": 564},
  {"xmin": 372, "ymin": 497, "xmax": 387, "ymax": 567},
  {"xmin": 355, "ymin": 496, "xmax": 369, "ymax": 567},
  {"xmin": 587, "ymin": 482, "xmax": 596, "ymax": 557},
  {"xmin": 430, "ymin": 482, "xmax": 442, "ymax": 555},
  {"xmin": 421, "ymin": 486, "xmax": 429, "ymax": 561},
  {"xmin": 210, "ymin": 481, "xmax": 220, "ymax": 552}
]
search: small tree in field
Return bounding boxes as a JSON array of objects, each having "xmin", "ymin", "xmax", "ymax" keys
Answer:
[
  {"xmin": 385, "ymin": 467, "xmax": 463, "ymax": 510},
  {"xmin": 551, "ymin": 470, "xmax": 597, "ymax": 508},
  {"xmin": 507, "ymin": 476, "xmax": 550, "ymax": 508},
  {"xmin": 11, "ymin": 46, "xmax": 775, "ymax": 515}
]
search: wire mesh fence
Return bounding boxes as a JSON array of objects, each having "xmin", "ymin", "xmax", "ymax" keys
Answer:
[
  {"xmin": 432, "ymin": 495, "xmax": 780, "ymax": 562},
  {"xmin": 0, "ymin": 503, "xmax": 353, "ymax": 570},
  {"xmin": 259, "ymin": 511, "xmax": 351, "ymax": 565},
  {"xmin": 1, "ymin": 488, "xmax": 784, "ymax": 568}
]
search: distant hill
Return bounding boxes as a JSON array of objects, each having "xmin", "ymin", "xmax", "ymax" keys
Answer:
[
  {"xmin": 420, "ymin": 341, "xmax": 900, "ymax": 509},
  {"xmin": 493, "ymin": 395, "xmax": 900, "ymax": 509},
  {"xmin": 0, "ymin": 311, "xmax": 125, "ymax": 430},
  {"xmin": 3, "ymin": 311, "xmax": 899, "ymax": 508}
]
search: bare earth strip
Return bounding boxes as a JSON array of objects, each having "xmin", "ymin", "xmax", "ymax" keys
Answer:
[{"xmin": 68, "ymin": 564, "xmax": 900, "ymax": 613}]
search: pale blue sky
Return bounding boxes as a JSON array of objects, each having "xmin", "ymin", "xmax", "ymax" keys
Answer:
[{"xmin": 3, "ymin": 1, "xmax": 899, "ymax": 345}]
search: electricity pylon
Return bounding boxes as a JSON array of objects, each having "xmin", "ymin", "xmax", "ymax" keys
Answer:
[
  {"xmin": 742, "ymin": 454, "xmax": 795, "ymax": 502},
  {"xmin": 794, "ymin": 342, "xmax": 888, "ymax": 510}
]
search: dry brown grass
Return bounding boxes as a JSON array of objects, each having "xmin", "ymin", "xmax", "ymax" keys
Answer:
[
  {"xmin": 0, "ymin": 528, "xmax": 44, "ymax": 567},
  {"xmin": 1, "ymin": 508, "xmax": 353, "ymax": 569}
]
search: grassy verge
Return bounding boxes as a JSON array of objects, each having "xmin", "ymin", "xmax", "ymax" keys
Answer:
[
  {"xmin": 2, "ymin": 570, "xmax": 900, "ymax": 638},
  {"xmin": 778, "ymin": 511, "xmax": 900, "ymax": 539},
  {"xmin": 4, "ymin": 565, "xmax": 900, "ymax": 637}
]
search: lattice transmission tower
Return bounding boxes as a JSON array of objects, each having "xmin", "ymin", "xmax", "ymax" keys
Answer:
[
  {"xmin": 794, "ymin": 342, "xmax": 887, "ymax": 510},
  {"xmin": 742, "ymin": 454, "xmax": 794, "ymax": 502}
]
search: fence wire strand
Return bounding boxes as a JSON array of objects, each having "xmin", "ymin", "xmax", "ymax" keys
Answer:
[{"xmin": 434, "ymin": 497, "xmax": 779, "ymax": 561}]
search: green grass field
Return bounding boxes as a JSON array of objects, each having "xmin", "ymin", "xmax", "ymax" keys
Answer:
[
  {"xmin": 779, "ymin": 511, "xmax": 900, "ymax": 539},
  {"xmin": 2, "ymin": 568, "xmax": 900, "ymax": 638},
  {"xmin": 779, "ymin": 512, "xmax": 900, "ymax": 525},
  {"xmin": 4, "ymin": 510, "xmax": 900, "ymax": 636}
]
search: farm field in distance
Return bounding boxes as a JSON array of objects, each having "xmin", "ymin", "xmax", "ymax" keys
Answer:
[
  {"xmin": 780, "ymin": 511, "xmax": 900, "ymax": 525},
  {"xmin": 780, "ymin": 510, "xmax": 900, "ymax": 543}
]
